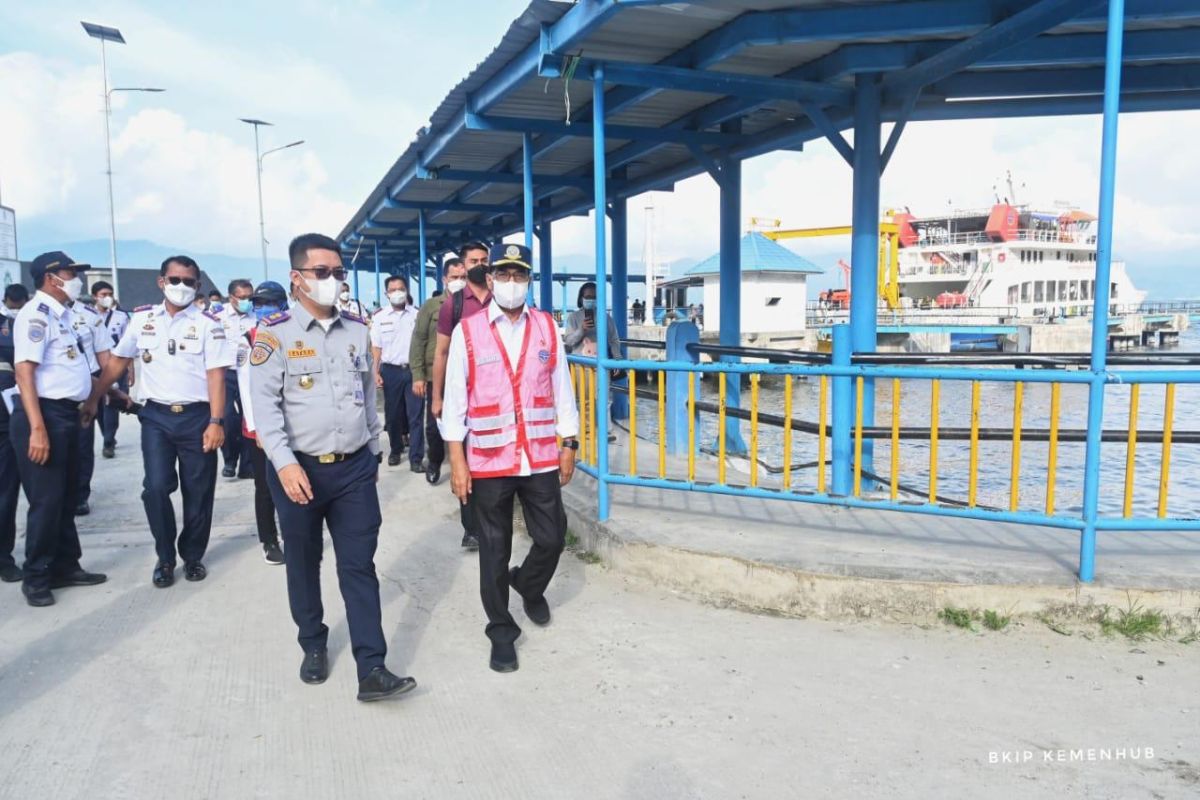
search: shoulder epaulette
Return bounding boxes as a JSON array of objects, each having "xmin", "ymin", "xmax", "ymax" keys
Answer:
[
  {"xmin": 202, "ymin": 310, "xmax": 221, "ymax": 323},
  {"xmin": 263, "ymin": 311, "xmax": 291, "ymax": 327},
  {"xmin": 372, "ymin": 306, "xmax": 387, "ymax": 317},
  {"xmin": 340, "ymin": 310, "xmax": 366, "ymax": 325},
  {"xmin": 36, "ymin": 303, "xmax": 51, "ymax": 314},
  {"xmin": 81, "ymin": 303, "xmax": 100, "ymax": 316},
  {"xmin": 134, "ymin": 304, "xmax": 154, "ymax": 312}
]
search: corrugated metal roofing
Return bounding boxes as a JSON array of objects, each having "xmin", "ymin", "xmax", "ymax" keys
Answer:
[
  {"xmin": 686, "ymin": 231, "xmax": 824, "ymax": 276},
  {"xmin": 340, "ymin": 0, "xmax": 1200, "ymax": 265}
]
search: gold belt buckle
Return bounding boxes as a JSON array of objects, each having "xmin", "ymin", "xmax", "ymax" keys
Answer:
[
  {"xmin": 318, "ymin": 453, "xmax": 336, "ymax": 464},
  {"xmin": 170, "ymin": 404, "xmax": 184, "ymax": 413}
]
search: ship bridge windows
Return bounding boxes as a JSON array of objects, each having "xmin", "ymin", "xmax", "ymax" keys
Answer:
[
  {"xmin": 1034, "ymin": 281, "xmax": 1045, "ymax": 302},
  {"xmin": 1021, "ymin": 282, "xmax": 1031, "ymax": 302},
  {"xmin": 1008, "ymin": 285, "xmax": 1018, "ymax": 304},
  {"xmin": 1047, "ymin": 282, "xmax": 1058, "ymax": 302}
]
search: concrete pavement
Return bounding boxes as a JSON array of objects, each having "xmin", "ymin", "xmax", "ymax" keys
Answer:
[{"xmin": 1, "ymin": 416, "xmax": 1197, "ymax": 799}]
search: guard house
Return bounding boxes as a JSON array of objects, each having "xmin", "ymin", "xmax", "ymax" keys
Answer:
[{"xmin": 665, "ymin": 231, "xmax": 822, "ymax": 333}]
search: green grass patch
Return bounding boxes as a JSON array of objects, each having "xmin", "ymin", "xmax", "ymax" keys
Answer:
[
  {"xmin": 939, "ymin": 606, "xmax": 973, "ymax": 630},
  {"xmin": 1099, "ymin": 601, "xmax": 1164, "ymax": 641},
  {"xmin": 982, "ymin": 610, "xmax": 1011, "ymax": 631}
]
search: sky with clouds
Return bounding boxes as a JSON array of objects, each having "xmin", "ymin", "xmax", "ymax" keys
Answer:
[{"xmin": 2, "ymin": 0, "xmax": 1199, "ymax": 300}]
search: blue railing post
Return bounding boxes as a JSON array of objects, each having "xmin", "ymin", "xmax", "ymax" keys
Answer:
[
  {"xmin": 610, "ymin": 194, "xmax": 630, "ymax": 421},
  {"xmin": 831, "ymin": 324, "xmax": 853, "ymax": 495},
  {"xmin": 665, "ymin": 321, "xmax": 700, "ymax": 456},
  {"xmin": 1080, "ymin": 0, "xmax": 1125, "ymax": 583},
  {"xmin": 537, "ymin": 220, "xmax": 554, "ymax": 315},
  {"xmin": 592, "ymin": 64, "xmax": 611, "ymax": 522},
  {"xmin": 373, "ymin": 241, "xmax": 381, "ymax": 308}
]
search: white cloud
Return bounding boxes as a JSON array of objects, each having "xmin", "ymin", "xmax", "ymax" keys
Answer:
[{"xmin": 0, "ymin": 51, "xmax": 353, "ymax": 259}]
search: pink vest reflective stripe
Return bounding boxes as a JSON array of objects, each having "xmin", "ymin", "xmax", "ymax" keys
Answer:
[{"xmin": 461, "ymin": 308, "xmax": 560, "ymax": 478}]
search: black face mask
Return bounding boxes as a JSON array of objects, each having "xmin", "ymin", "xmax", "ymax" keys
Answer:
[{"xmin": 467, "ymin": 265, "xmax": 488, "ymax": 286}]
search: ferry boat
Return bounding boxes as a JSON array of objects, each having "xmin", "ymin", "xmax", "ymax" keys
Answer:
[{"xmin": 889, "ymin": 202, "xmax": 1145, "ymax": 317}]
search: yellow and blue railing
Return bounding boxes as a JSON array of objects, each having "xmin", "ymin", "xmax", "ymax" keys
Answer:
[{"xmin": 568, "ymin": 324, "xmax": 1200, "ymax": 583}]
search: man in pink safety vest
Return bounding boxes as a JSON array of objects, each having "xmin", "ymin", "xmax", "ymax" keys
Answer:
[{"xmin": 443, "ymin": 242, "xmax": 580, "ymax": 673}]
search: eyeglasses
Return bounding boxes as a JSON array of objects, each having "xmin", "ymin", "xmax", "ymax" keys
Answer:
[
  {"xmin": 296, "ymin": 266, "xmax": 348, "ymax": 281},
  {"xmin": 166, "ymin": 276, "xmax": 199, "ymax": 288},
  {"xmin": 491, "ymin": 270, "xmax": 531, "ymax": 284}
]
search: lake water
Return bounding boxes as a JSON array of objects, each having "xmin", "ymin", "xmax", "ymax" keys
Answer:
[{"xmin": 624, "ymin": 326, "xmax": 1200, "ymax": 520}]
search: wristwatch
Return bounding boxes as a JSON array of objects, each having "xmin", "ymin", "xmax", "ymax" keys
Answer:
[
  {"xmin": 561, "ymin": 438, "xmax": 579, "ymax": 451},
  {"xmin": 209, "ymin": 417, "xmax": 224, "ymax": 426}
]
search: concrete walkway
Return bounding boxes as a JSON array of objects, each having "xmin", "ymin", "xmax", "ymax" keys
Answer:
[{"xmin": 1, "ymin": 417, "xmax": 1197, "ymax": 799}]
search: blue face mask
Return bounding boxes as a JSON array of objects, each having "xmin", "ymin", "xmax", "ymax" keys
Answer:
[
  {"xmin": 582, "ymin": 299, "xmax": 596, "ymax": 311},
  {"xmin": 254, "ymin": 305, "xmax": 281, "ymax": 322},
  {"xmin": 236, "ymin": 298, "xmax": 253, "ymax": 315}
]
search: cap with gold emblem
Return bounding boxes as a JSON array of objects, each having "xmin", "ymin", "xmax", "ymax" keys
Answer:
[{"xmin": 488, "ymin": 242, "xmax": 532, "ymax": 271}]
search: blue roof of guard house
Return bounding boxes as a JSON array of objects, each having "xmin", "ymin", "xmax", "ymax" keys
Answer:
[{"xmin": 686, "ymin": 232, "xmax": 823, "ymax": 278}]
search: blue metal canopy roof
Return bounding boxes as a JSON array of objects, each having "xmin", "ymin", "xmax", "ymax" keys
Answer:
[
  {"xmin": 339, "ymin": 0, "xmax": 1200, "ymax": 271},
  {"xmin": 686, "ymin": 231, "xmax": 823, "ymax": 276}
]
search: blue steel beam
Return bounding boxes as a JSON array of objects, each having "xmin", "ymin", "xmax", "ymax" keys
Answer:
[
  {"xmin": 466, "ymin": 112, "xmax": 753, "ymax": 148},
  {"xmin": 382, "ymin": 197, "xmax": 520, "ymax": 214},
  {"xmin": 541, "ymin": 57, "xmax": 852, "ymax": 107},
  {"xmin": 933, "ymin": 63, "xmax": 1200, "ymax": 98},
  {"xmin": 416, "ymin": 166, "xmax": 593, "ymax": 190},
  {"xmin": 881, "ymin": 0, "xmax": 1107, "ymax": 98}
]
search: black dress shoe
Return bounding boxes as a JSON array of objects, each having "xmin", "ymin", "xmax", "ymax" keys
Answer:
[
  {"xmin": 425, "ymin": 464, "xmax": 441, "ymax": 485},
  {"xmin": 510, "ymin": 566, "xmax": 550, "ymax": 626},
  {"xmin": 300, "ymin": 648, "xmax": 329, "ymax": 684},
  {"xmin": 489, "ymin": 641, "xmax": 519, "ymax": 673},
  {"xmin": 0, "ymin": 563, "xmax": 23, "ymax": 583},
  {"xmin": 222, "ymin": 465, "xmax": 236, "ymax": 478},
  {"xmin": 387, "ymin": 453, "xmax": 402, "ymax": 467},
  {"xmin": 460, "ymin": 532, "xmax": 479, "ymax": 551},
  {"xmin": 184, "ymin": 562, "xmax": 207, "ymax": 582},
  {"xmin": 49, "ymin": 570, "xmax": 108, "ymax": 589},
  {"xmin": 101, "ymin": 446, "xmax": 115, "ymax": 459},
  {"xmin": 410, "ymin": 462, "xmax": 424, "ymax": 474},
  {"xmin": 74, "ymin": 501, "xmax": 90, "ymax": 516},
  {"xmin": 357, "ymin": 667, "xmax": 417, "ymax": 702},
  {"xmin": 153, "ymin": 563, "xmax": 175, "ymax": 588},
  {"xmin": 237, "ymin": 471, "xmax": 254, "ymax": 480},
  {"xmin": 22, "ymin": 584, "xmax": 55, "ymax": 607}
]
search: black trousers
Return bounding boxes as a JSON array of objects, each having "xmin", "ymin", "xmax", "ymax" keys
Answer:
[
  {"xmin": 0, "ymin": 399, "xmax": 19, "ymax": 570},
  {"xmin": 139, "ymin": 402, "xmax": 218, "ymax": 566},
  {"xmin": 221, "ymin": 370, "xmax": 254, "ymax": 475},
  {"xmin": 471, "ymin": 470, "xmax": 567, "ymax": 645},
  {"xmin": 266, "ymin": 447, "xmax": 387, "ymax": 680},
  {"xmin": 249, "ymin": 442, "xmax": 278, "ymax": 546},
  {"xmin": 10, "ymin": 399, "xmax": 84, "ymax": 591},
  {"xmin": 425, "ymin": 402, "xmax": 444, "ymax": 468},
  {"xmin": 77, "ymin": 417, "xmax": 95, "ymax": 504},
  {"xmin": 381, "ymin": 364, "xmax": 424, "ymax": 464},
  {"xmin": 98, "ymin": 374, "xmax": 128, "ymax": 448}
]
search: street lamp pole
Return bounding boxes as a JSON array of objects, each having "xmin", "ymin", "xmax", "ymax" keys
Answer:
[{"xmin": 257, "ymin": 140, "xmax": 304, "ymax": 281}]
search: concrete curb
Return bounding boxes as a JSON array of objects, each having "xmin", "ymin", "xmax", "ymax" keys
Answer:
[{"xmin": 561, "ymin": 485, "xmax": 1200, "ymax": 629}]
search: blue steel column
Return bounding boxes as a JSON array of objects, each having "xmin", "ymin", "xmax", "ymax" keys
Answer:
[
  {"xmin": 718, "ymin": 124, "xmax": 748, "ymax": 456},
  {"xmin": 592, "ymin": 65, "xmax": 611, "ymax": 521},
  {"xmin": 523, "ymin": 133, "xmax": 535, "ymax": 254},
  {"xmin": 830, "ymin": 324, "xmax": 852, "ymax": 495},
  {"xmin": 353, "ymin": 241, "xmax": 361, "ymax": 300},
  {"xmin": 537, "ymin": 221, "xmax": 554, "ymax": 314},
  {"xmin": 610, "ymin": 194, "xmax": 629, "ymax": 421},
  {"xmin": 373, "ymin": 241, "xmax": 381, "ymax": 309},
  {"xmin": 849, "ymin": 73, "xmax": 881, "ymax": 481},
  {"xmin": 1079, "ymin": 0, "xmax": 1125, "ymax": 583},
  {"xmin": 418, "ymin": 210, "xmax": 427, "ymax": 304}
]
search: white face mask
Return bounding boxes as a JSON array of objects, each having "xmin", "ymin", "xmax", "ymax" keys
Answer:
[
  {"xmin": 388, "ymin": 290, "xmax": 407, "ymax": 306},
  {"xmin": 339, "ymin": 291, "xmax": 351, "ymax": 303},
  {"xmin": 97, "ymin": 295, "xmax": 114, "ymax": 310},
  {"xmin": 55, "ymin": 275, "xmax": 84, "ymax": 303},
  {"xmin": 301, "ymin": 275, "xmax": 340, "ymax": 308},
  {"xmin": 446, "ymin": 279, "xmax": 467, "ymax": 294},
  {"xmin": 164, "ymin": 282, "xmax": 197, "ymax": 307},
  {"xmin": 493, "ymin": 280, "xmax": 528, "ymax": 310}
]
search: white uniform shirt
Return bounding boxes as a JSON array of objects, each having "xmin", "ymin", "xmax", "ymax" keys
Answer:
[
  {"xmin": 369, "ymin": 304, "xmax": 419, "ymax": 366},
  {"xmin": 69, "ymin": 302, "xmax": 111, "ymax": 374},
  {"xmin": 220, "ymin": 305, "xmax": 257, "ymax": 372},
  {"xmin": 12, "ymin": 291, "xmax": 94, "ymax": 402},
  {"xmin": 101, "ymin": 306, "xmax": 130, "ymax": 349},
  {"xmin": 442, "ymin": 302, "xmax": 579, "ymax": 476},
  {"xmin": 113, "ymin": 302, "xmax": 234, "ymax": 404}
]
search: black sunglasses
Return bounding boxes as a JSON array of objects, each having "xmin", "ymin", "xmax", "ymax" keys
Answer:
[
  {"xmin": 166, "ymin": 276, "xmax": 199, "ymax": 288},
  {"xmin": 297, "ymin": 266, "xmax": 348, "ymax": 281}
]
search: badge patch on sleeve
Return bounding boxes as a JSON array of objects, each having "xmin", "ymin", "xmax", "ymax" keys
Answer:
[
  {"xmin": 249, "ymin": 340, "xmax": 275, "ymax": 366},
  {"xmin": 537, "ymin": 349, "xmax": 551, "ymax": 364},
  {"xmin": 27, "ymin": 319, "xmax": 47, "ymax": 343}
]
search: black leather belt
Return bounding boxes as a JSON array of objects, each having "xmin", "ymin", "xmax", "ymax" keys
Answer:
[{"xmin": 148, "ymin": 400, "xmax": 207, "ymax": 414}]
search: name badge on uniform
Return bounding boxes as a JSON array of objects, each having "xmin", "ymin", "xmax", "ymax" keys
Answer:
[
  {"xmin": 287, "ymin": 340, "xmax": 317, "ymax": 359},
  {"xmin": 353, "ymin": 386, "xmax": 364, "ymax": 406}
]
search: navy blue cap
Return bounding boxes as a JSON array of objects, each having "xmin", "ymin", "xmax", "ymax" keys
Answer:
[
  {"xmin": 30, "ymin": 251, "xmax": 89, "ymax": 283},
  {"xmin": 489, "ymin": 242, "xmax": 532, "ymax": 270},
  {"xmin": 252, "ymin": 280, "xmax": 288, "ymax": 308}
]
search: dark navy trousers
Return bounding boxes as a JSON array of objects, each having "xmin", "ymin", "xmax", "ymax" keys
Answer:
[
  {"xmin": 98, "ymin": 374, "xmax": 128, "ymax": 448},
  {"xmin": 77, "ymin": 418, "xmax": 95, "ymax": 504},
  {"xmin": 266, "ymin": 446, "xmax": 387, "ymax": 680},
  {"xmin": 221, "ymin": 370, "xmax": 254, "ymax": 475},
  {"xmin": 0, "ymin": 399, "xmax": 23, "ymax": 570},
  {"xmin": 10, "ymin": 399, "xmax": 84, "ymax": 591},
  {"xmin": 139, "ymin": 402, "xmax": 217, "ymax": 566},
  {"xmin": 381, "ymin": 364, "xmax": 424, "ymax": 464}
]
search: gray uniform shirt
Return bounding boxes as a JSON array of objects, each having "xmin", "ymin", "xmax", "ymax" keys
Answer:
[{"xmin": 248, "ymin": 302, "xmax": 382, "ymax": 470}]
